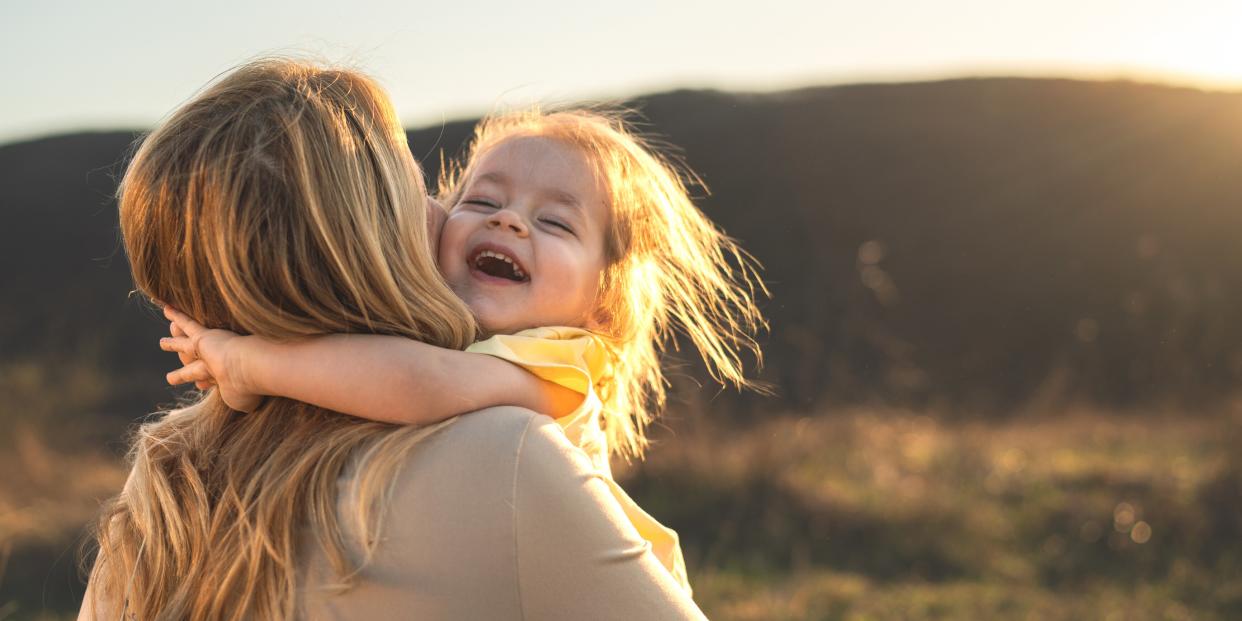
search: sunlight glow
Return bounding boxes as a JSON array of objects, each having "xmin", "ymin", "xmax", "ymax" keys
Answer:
[
  {"xmin": 1125, "ymin": 3, "xmax": 1242, "ymax": 89},
  {"xmin": 4, "ymin": 0, "xmax": 1242, "ymax": 144}
]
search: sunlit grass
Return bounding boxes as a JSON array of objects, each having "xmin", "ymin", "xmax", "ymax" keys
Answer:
[
  {"xmin": 693, "ymin": 568, "xmax": 1214, "ymax": 621},
  {"xmin": 622, "ymin": 406, "xmax": 1242, "ymax": 620},
  {"xmin": 0, "ymin": 425, "xmax": 125, "ymax": 621},
  {"xmin": 0, "ymin": 426, "xmax": 125, "ymax": 545},
  {"xmin": 4, "ymin": 401, "xmax": 1242, "ymax": 619},
  {"xmin": 0, "ymin": 357, "xmax": 130, "ymax": 621}
]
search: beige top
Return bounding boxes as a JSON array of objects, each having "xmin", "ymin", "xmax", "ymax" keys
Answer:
[
  {"xmin": 295, "ymin": 406, "xmax": 708, "ymax": 620},
  {"xmin": 465, "ymin": 327, "xmax": 691, "ymax": 593}
]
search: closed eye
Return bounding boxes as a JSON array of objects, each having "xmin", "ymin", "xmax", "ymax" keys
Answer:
[
  {"xmin": 540, "ymin": 218, "xmax": 574, "ymax": 234},
  {"xmin": 461, "ymin": 197, "xmax": 499, "ymax": 209}
]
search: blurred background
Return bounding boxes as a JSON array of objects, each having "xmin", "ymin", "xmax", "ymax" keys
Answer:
[{"xmin": 3, "ymin": 1, "xmax": 1242, "ymax": 619}]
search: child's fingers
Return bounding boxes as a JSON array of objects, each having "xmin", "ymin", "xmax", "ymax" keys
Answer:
[
  {"xmin": 166, "ymin": 360, "xmax": 212, "ymax": 386},
  {"xmin": 159, "ymin": 336, "xmax": 198, "ymax": 359},
  {"xmin": 163, "ymin": 306, "xmax": 206, "ymax": 337},
  {"xmin": 195, "ymin": 380, "xmax": 215, "ymax": 390},
  {"xmin": 168, "ymin": 324, "xmax": 197, "ymax": 364},
  {"xmin": 166, "ymin": 324, "xmax": 195, "ymax": 364}
]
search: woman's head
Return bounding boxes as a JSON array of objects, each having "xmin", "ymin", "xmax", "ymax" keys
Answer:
[
  {"xmin": 439, "ymin": 109, "xmax": 768, "ymax": 459},
  {"xmin": 94, "ymin": 59, "xmax": 475, "ymax": 620},
  {"xmin": 122, "ymin": 58, "xmax": 474, "ymax": 346}
]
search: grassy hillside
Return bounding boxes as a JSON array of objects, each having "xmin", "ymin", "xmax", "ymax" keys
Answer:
[
  {"xmin": 3, "ymin": 408, "xmax": 1240, "ymax": 619},
  {"xmin": 629, "ymin": 409, "xmax": 1242, "ymax": 619},
  {"xmin": 5, "ymin": 79, "xmax": 1242, "ymax": 425}
]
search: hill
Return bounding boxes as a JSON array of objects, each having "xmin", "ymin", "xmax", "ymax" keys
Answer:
[{"xmin": 4, "ymin": 78, "xmax": 1242, "ymax": 432}]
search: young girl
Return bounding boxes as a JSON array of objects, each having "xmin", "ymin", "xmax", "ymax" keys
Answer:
[{"xmin": 160, "ymin": 108, "xmax": 767, "ymax": 593}]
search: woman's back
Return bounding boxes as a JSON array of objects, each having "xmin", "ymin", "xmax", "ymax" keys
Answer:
[
  {"xmin": 87, "ymin": 59, "xmax": 486, "ymax": 619},
  {"xmin": 297, "ymin": 406, "xmax": 706, "ymax": 620}
]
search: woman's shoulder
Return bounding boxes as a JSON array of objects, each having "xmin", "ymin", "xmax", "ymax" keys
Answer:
[
  {"xmin": 369, "ymin": 407, "xmax": 592, "ymax": 514},
  {"xmin": 437, "ymin": 405, "xmax": 550, "ymax": 446},
  {"xmin": 306, "ymin": 407, "xmax": 565, "ymax": 618},
  {"xmin": 350, "ymin": 406, "xmax": 591, "ymax": 551},
  {"xmin": 383, "ymin": 406, "xmax": 557, "ymax": 486},
  {"xmin": 310, "ymin": 408, "xmax": 706, "ymax": 620},
  {"xmin": 366, "ymin": 407, "xmax": 593, "ymax": 542},
  {"xmin": 393, "ymin": 407, "xmax": 588, "ymax": 488},
  {"xmin": 441, "ymin": 407, "xmax": 596, "ymax": 481}
]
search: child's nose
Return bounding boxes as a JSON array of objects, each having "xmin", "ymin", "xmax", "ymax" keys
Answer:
[{"xmin": 487, "ymin": 209, "xmax": 529, "ymax": 236}]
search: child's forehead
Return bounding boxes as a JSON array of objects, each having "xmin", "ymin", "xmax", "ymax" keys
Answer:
[
  {"xmin": 477, "ymin": 135, "xmax": 586, "ymax": 165},
  {"xmin": 468, "ymin": 136, "xmax": 606, "ymax": 194}
]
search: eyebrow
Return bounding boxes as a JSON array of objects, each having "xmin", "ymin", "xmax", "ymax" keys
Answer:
[
  {"xmin": 546, "ymin": 189, "xmax": 583, "ymax": 210},
  {"xmin": 473, "ymin": 171, "xmax": 509, "ymax": 187}
]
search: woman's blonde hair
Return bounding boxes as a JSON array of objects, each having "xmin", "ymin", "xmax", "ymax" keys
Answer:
[
  {"xmin": 440, "ymin": 109, "xmax": 768, "ymax": 461},
  {"xmin": 90, "ymin": 58, "xmax": 477, "ymax": 620}
]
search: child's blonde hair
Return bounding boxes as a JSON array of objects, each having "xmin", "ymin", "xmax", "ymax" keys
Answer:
[{"xmin": 441, "ymin": 108, "xmax": 768, "ymax": 460}]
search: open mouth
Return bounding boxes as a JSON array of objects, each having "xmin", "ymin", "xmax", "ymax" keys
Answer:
[{"xmin": 469, "ymin": 248, "xmax": 529, "ymax": 282}]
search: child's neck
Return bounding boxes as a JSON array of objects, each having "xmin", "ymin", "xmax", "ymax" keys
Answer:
[{"xmin": 481, "ymin": 322, "xmax": 592, "ymax": 339}]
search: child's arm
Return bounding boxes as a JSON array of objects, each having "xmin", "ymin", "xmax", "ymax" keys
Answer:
[{"xmin": 159, "ymin": 306, "xmax": 582, "ymax": 424}]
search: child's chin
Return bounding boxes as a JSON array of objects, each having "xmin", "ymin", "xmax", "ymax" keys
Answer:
[{"xmin": 476, "ymin": 313, "xmax": 523, "ymax": 336}]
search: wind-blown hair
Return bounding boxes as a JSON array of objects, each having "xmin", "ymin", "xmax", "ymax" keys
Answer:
[
  {"xmin": 89, "ymin": 58, "xmax": 477, "ymax": 620},
  {"xmin": 440, "ymin": 109, "xmax": 767, "ymax": 461}
]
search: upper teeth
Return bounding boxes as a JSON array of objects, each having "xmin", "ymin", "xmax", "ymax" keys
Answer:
[{"xmin": 476, "ymin": 250, "xmax": 526, "ymax": 278}]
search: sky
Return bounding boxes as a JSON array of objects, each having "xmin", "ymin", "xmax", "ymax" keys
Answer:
[{"xmin": 3, "ymin": 0, "xmax": 1242, "ymax": 145}]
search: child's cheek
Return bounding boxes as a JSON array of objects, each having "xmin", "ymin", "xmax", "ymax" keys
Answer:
[
  {"xmin": 433, "ymin": 221, "xmax": 454, "ymax": 278},
  {"xmin": 425, "ymin": 198, "xmax": 448, "ymax": 253}
]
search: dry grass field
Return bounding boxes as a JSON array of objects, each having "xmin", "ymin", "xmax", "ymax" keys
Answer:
[
  {"xmin": 624, "ymin": 407, "xmax": 1242, "ymax": 620},
  {"xmin": 3, "ymin": 401, "xmax": 1240, "ymax": 620}
]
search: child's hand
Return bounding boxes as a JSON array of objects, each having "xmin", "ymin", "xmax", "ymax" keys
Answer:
[{"xmin": 159, "ymin": 306, "xmax": 263, "ymax": 413}]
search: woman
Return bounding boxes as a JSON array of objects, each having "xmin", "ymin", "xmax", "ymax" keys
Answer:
[{"xmin": 80, "ymin": 58, "xmax": 706, "ymax": 620}]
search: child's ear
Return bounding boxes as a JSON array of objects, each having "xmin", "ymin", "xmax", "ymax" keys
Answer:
[
  {"xmin": 584, "ymin": 314, "xmax": 603, "ymax": 332},
  {"xmin": 585, "ymin": 271, "xmax": 612, "ymax": 332},
  {"xmin": 586, "ymin": 301, "xmax": 613, "ymax": 333}
]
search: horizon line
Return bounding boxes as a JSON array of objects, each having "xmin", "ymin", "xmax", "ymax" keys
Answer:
[{"xmin": 4, "ymin": 69, "xmax": 1239, "ymax": 149}]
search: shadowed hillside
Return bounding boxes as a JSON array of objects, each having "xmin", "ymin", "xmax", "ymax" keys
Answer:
[{"xmin": 4, "ymin": 78, "xmax": 1242, "ymax": 428}]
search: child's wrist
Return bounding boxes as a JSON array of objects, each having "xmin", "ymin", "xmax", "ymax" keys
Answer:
[{"xmin": 229, "ymin": 335, "xmax": 265, "ymax": 396}]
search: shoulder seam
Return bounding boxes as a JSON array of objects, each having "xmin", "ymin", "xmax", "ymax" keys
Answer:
[{"xmin": 512, "ymin": 413, "xmax": 539, "ymax": 621}]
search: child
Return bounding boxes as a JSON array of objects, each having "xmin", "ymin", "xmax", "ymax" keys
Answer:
[{"xmin": 160, "ymin": 109, "xmax": 767, "ymax": 594}]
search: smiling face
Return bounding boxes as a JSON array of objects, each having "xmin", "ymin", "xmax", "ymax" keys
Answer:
[{"xmin": 437, "ymin": 136, "xmax": 610, "ymax": 335}]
